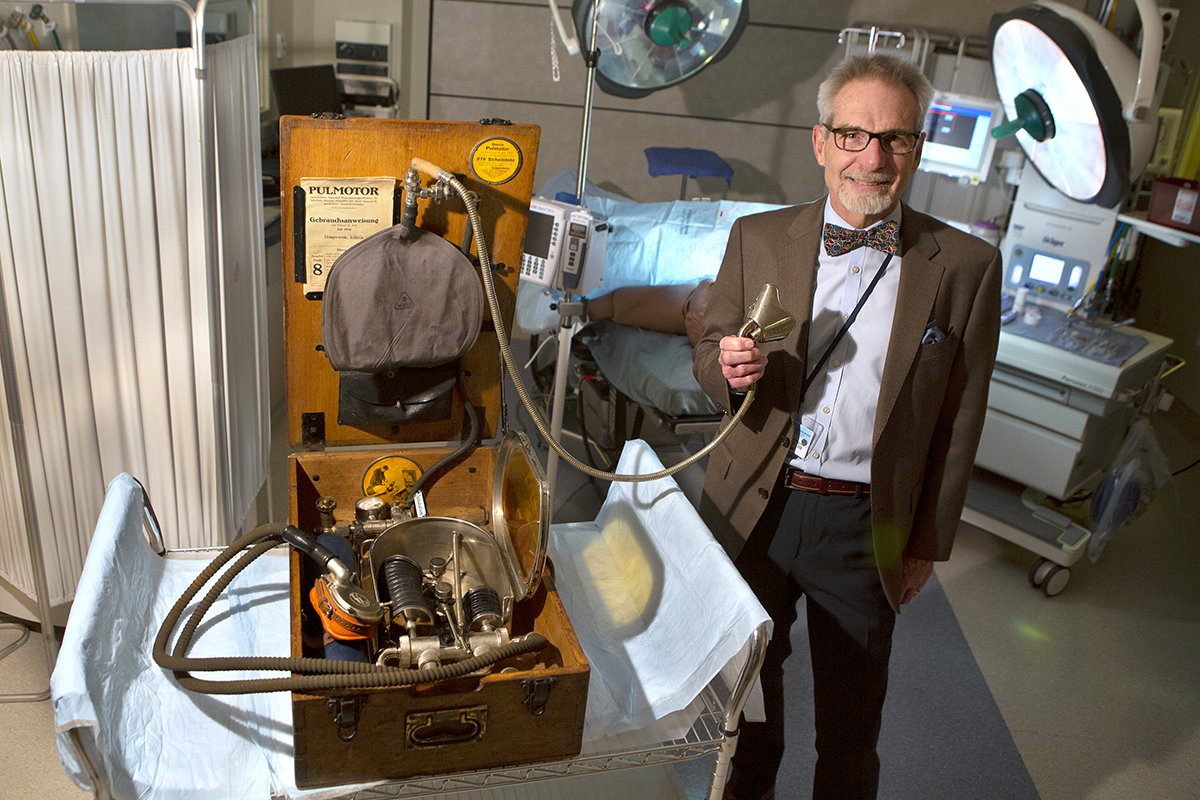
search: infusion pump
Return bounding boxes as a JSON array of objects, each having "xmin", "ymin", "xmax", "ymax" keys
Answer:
[{"xmin": 520, "ymin": 196, "xmax": 608, "ymax": 296}]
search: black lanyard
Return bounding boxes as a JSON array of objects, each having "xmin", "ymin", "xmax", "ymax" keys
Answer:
[{"xmin": 800, "ymin": 253, "xmax": 894, "ymax": 400}]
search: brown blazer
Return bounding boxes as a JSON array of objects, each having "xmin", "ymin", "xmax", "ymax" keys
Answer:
[{"xmin": 693, "ymin": 199, "xmax": 1002, "ymax": 612}]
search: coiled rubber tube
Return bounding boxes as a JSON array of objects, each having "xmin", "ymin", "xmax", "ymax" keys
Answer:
[{"xmin": 153, "ymin": 523, "xmax": 548, "ymax": 695}]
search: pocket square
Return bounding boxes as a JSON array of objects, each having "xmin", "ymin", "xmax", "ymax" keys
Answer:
[{"xmin": 921, "ymin": 321, "xmax": 946, "ymax": 345}]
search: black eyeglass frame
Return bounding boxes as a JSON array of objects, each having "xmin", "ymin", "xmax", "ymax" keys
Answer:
[{"xmin": 822, "ymin": 125, "xmax": 925, "ymax": 155}]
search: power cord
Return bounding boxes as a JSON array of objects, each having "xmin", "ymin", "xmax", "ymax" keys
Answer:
[{"xmin": 1171, "ymin": 456, "xmax": 1199, "ymax": 477}]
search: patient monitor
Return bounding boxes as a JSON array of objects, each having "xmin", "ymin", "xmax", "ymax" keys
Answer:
[
  {"xmin": 520, "ymin": 197, "xmax": 608, "ymax": 295},
  {"xmin": 919, "ymin": 91, "xmax": 1005, "ymax": 185}
]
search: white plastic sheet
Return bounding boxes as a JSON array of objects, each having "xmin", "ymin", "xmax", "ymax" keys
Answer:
[
  {"xmin": 548, "ymin": 441, "xmax": 770, "ymax": 742},
  {"xmin": 51, "ymin": 474, "xmax": 290, "ymax": 800}
]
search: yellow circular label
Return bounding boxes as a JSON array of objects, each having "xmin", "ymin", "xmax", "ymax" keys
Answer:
[
  {"xmin": 361, "ymin": 455, "xmax": 423, "ymax": 506},
  {"xmin": 470, "ymin": 137, "xmax": 523, "ymax": 185}
]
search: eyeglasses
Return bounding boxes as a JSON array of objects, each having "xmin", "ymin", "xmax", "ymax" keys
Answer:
[{"xmin": 824, "ymin": 126, "xmax": 923, "ymax": 155}]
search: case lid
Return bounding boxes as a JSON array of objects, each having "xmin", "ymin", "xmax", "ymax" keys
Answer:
[
  {"xmin": 492, "ymin": 431, "xmax": 550, "ymax": 601},
  {"xmin": 280, "ymin": 117, "xmax": 541, "ymax": 449}
]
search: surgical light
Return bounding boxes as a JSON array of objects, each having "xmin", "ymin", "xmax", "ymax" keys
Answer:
[
  {"xmin": 570, "ymin": 0, "xmax": 748, "ymax": 98},
  {"xmin": 989, "ymin": 0, "xmax": 1161, "ymax": 208}
]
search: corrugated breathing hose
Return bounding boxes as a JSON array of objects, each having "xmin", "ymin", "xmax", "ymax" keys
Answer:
[{"xmin": 153, "ymin": 522, "xmax": 548, "ymax": 695}]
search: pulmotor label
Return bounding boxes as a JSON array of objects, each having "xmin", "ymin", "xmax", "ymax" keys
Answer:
[{"xmin": 470, "ymin": 137, "xmax": 522, "ymax": 185}]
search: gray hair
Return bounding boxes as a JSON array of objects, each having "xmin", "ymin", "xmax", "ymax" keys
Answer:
[{"xmin": 816, "ymin": 55, "xmax": 934, "ymax": 131}]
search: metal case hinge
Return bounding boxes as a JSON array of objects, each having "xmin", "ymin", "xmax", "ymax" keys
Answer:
[
  {"xmin": 327, "ymin": 696, "xmax": 366, "ymax": 743},
  {"xmin": 521, "ymin": 676, "xmax": 559, "ymax": 717},
  {"xmin": 302, "ymin": 412, "xmax": 326, "ymax": 449}
]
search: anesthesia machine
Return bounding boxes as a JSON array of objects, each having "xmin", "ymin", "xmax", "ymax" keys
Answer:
[{"xmin": 961, "ymin": 0, "xmax": 1180, "ymax": 595}]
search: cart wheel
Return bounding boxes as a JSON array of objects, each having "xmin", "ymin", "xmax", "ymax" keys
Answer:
[
  {"xmin": 1041, "ymin": 565, "xmax": 1070, "ymax": 597},
  {"xmin": 1028, "ymin": 558, "xmax": 1054, "ymax": 587}
]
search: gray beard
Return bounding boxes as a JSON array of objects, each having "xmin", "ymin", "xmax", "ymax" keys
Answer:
[{"xmin": 835, "ymin": 174, "xmax": 898, "ymax": 218}]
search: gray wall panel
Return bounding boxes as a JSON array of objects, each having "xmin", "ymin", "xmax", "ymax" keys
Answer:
[
  {"xmin": 431, "ymin": 96, "xmax": 825, "ymax": 204},
  {"xmin": 427, "ymin": 0, "xmax": 1091, "ymax": 207},
  {"xmin": 430, "ymin": 1, "xmax": 589, "ymax": 106},
  {"xmin": 748, "ymin": 0, "xmax": 1070, "ymax": 37},
  {"xmin": 671, "ymin": 26, "xmax": 839, "ymax": 125},
  {"xmin": 431, "ymin": 3, "xmax": 841, "ymax": 126}
]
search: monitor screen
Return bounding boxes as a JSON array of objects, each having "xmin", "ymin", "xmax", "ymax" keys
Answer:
[
  {"xmin": 270, "ymin": 65, "xmax": 344, "ymax": 117},
  {"xmin": 524, "ymin": 210, "xmax": 555, "ymax": 259},
  {"xmin": 919, "ymin": 91, "xmax": 1005, "ymax": 184},
  {"xmin": 1028, "ymin": 252, "xmax": 1065, "ymax": 284}
]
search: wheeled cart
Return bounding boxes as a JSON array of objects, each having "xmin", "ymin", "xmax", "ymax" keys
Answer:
[
  {"xmin": 55, "ymin": 113, "xmax": 770, "ymax": 800},
  {"xmin": 960, "ymin": 468, "xmax": 1091, "ymax": 597},
  {"xmin": 53, "ymin": 475, "xmax": 768, "ymax": 800},
  {"xmin": 964, "ymin": 307, "xmax": 1178, "ymax": 597}
]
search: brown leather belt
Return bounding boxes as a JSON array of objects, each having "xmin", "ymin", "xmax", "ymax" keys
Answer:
[{"xmin": 785, "ymin": 467, "xmax": 870, "ymax": 497}]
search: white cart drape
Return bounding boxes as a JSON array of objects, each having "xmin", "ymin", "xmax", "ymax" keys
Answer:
[{"xmin": 0, "ymin": 35, "xmax": 269, "ymax": 605}]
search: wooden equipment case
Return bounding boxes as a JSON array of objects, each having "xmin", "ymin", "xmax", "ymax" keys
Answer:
[{"xmin": 280, "ymin": 117, "xmax": 588, "ymax": 789}]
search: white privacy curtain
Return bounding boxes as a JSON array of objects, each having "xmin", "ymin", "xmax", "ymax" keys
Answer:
[{"xmin": 0, "ymin": 36, "xmax": 269, "ymax": 605}]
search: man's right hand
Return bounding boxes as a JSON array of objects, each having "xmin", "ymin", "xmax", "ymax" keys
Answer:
[{"xmin": 719, "ymin": 335, "xmax": 766, "ymax": 391}]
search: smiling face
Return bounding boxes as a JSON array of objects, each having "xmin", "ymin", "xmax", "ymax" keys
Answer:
[{"xmin": 813, "ymin": 77, "xmax": 925, "ymax": 229}]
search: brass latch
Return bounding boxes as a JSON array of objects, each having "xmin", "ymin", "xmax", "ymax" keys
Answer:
[
  {"xmin": 521, "ymin": 676, "xmax": 559, "ymax": 717},
  {"xmin": 327, "ymin": 696, "xmax": 365, "ymax": 743}
]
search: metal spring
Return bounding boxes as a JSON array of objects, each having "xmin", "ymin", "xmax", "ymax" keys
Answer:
[
  {"xmin": 380, "ymin": 555, "xmax": 433, "ymax": 626},
  {"xmin": 462, "ymin": 585, "xmax": 503, "ymax": 632}
]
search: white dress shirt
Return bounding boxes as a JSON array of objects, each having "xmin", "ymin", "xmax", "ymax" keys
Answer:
[{"xmin": 786, "ymin": 199, "xmax": 902, "ymax": 484}]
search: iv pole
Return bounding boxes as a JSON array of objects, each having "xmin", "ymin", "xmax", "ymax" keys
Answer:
[{"xmin": 545, "ymin": 2, "xmax": 601, "ymax": 501}]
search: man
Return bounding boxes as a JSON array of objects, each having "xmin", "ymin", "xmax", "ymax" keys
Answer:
[{"xmin": 693, "ymin": 55, "xmax": 1001, "ymax": 800}]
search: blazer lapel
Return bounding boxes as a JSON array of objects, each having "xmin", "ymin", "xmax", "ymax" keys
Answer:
[
  {"xmin": 874, "ymin": 205, "xmax": 944, "ymax": 446},
  {"xmin": 780, "ymin": 202, "xmax": 822, "ymax": 414}
]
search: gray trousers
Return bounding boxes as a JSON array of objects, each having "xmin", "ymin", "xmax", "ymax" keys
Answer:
[{"xmin": 728, "ymin": 472, "xmax": 897, "ymax": 800}]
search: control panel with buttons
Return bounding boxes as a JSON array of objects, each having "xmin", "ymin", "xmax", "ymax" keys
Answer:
[{"xmin": 1004, "ymin": 245, "xmax": 1092, "ymax": 304}]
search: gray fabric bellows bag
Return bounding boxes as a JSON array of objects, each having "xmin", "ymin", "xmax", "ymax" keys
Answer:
[{"xmin": 322, "ymin": 225, "xmax": 484, "ymax": 372}]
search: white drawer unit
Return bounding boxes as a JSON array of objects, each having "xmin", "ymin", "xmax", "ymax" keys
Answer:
[{"xmin": 964, "ymin": 308, "xmax": 1173, "ymax": 596}]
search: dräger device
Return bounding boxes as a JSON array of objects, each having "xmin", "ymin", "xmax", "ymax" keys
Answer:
[
  {"xmin": 999, "ymin": 168, "xmax": 1119, "ymax": 313},
  {"xmin": 520, "ymin": 196, "xmax": 608, "ymax": 295}
]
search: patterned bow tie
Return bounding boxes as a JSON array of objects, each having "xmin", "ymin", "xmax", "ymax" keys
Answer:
[{"xmin": 823, "ymin": 220, "xmax": 900, "ymax": 257}]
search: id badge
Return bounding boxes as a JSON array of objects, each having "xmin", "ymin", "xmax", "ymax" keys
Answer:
[{"xmin": 794, "ymin": 419, "xmax": 822, "ymax": 460}]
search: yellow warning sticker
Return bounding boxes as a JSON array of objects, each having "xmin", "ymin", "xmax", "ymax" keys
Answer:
[{"xmin": 470, "ymin": 137, "xmax": 523, "ymax": 185}]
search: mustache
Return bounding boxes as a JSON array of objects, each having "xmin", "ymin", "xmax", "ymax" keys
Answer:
[{"xmin": 842, "ymin": 169, "xmax": 896, "ymax": 184}]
